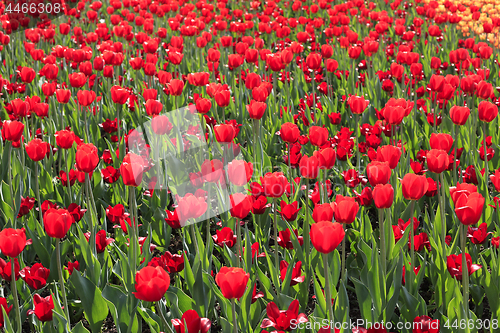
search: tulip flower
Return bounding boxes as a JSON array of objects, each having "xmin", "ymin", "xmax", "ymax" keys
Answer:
[
  {"xmin": 133, "ymin": 266, "xmax": 171, "ymax": 302},
  {"xmin": 279, "ymin": 261, "xmax": 305, "ymax": 286},
  {"xmin": 366, "ymin": 161, "xmax": 391, "ymax": 186},
  {"xmin": 447, "ymin": 253, "xmax": 482, "ymax": 281},
  {"xmin": 277, "ymin": 228, "xmax": 303, "ymax": 249},
  {"xmin": 310, "ymin": 221, "xmax": 345, "ymax": 254},
  {"xmin": 171, "ymin": 310, "xmax": 211, "ymax": 333},
  {"xmin": 455, "ymin": 192, "xmax": 485, "ymax": 226},
  {"xmin": 20, "ymin": 263, "xmax": 50, "ymax": 290},
  {"xmin": 333, "ymin": 195, "xmax": 359, "ymax": 224},
  {"xmin": 299, "ymin": 154, "xmax": 320, "ymax": 179},
  {"xmin": 120, "ymin": 153, "xmax": 145, "ymax": 187},
  {"xmin": 277, "ymin": 201, "xmax": 301, "ymax": 222},
  {"xmin": 0, "ymin": 228, "xmax": 27, "ymax": 258},
  {"xmin": 412, "ymin": 315, "xmax": 440, "ymax": 333},
  {"xmin": 75, "ymin": 143, "xmax": 99, "ymax": 174},
  {"xmin": 227, "ymin": 160, "xmax": 253, "ymax": 186},
  {"xmin": 28, "ymin": 294, "xmax": 54, "ymax": 322},
  {"xmin": 260, "ymin": 300, "xmax": 308, "ymax": 331},
  {"xmin": 212, "ymin": 227, "xmax": 237, "ymax": 248},
  {"xmin": 0, "ymin": 298, "xmax": 13, "ymax": 328},
  {"xmin": 401, "ymin": 173, "xmax": 429, "ymax": 201},
  {"xmin": 426, "ymin": 149, "xmax": 449, "ymax": 174},
  {"xmin": 280, "ymin": 122, "xmax": 300, "ymax": 143},
  {"xmin": 308, "ymin": 126, "xmax": 329, "ymax": 147}
]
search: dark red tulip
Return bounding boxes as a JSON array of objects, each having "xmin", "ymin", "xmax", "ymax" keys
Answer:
[
  {"xmin": 20, "ymin": 263, "xmax": 50, "ymax": 290},
  {"xmin": 467, "ymin": 223, "xmax": 490, "ymax": 244},
  {"xmin": 84, "ymin": 230, "xmax": 115, "ymax": 253},
  {"xmin": 277, "ymin": 201, "xmax": 300, "ymax": 222},
  {"xmin": 413, "ymin": 315, "xmax": 440, "ymax": 333},
  {"xmin": 279, "ymin": 260, "xmax": 305, "ymax": 286},
  {"xmin": 277, "ymin": 228, "xmax": 303, "ymax": 249}
]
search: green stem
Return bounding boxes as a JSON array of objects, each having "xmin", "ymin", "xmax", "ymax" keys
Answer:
[
  {"xmin": 11, "ymin": 258, "xmax": 22, "ymax": 333},
  {"xmin": 64, "ymin": 149, "xmax": 73, "ymax": 205},
  {"xmin": 7, "ymin": 143, "xmax": 17, "ymax": 227},
  {"xmin": 439, "ymin": 173, "xmax": 447, "ymax": 313},
  {"xmin": 56, "ymin": 239, "xmax": 71, "ymax": 329},
  {"xmin": 461, "ymin": 223, "xmax": 469, "ymax": 323},
  {"xmin": 379, "ymin": 208, "xmax": 386, "ymax": 274},
  {"xmin": 236, "ymin": 219, "xmax": 242, "ymax": 268},
  {"xmin": 323, "ymin": 253, "xmax": 334, "ymax": 331},
  {"xmin": 341, "ymin": 224, "xmax": 346, "ymax": 282},
  {"xmin": 34, "ymin": 162, "xmax": 43, "ymax": 225},
  {"xmin": 231, "ymin": 298, "xmax": 238, "ymax": 333},
  {"xmin": 409, "ymin": 200, "xmax": 416, "ymax": 294},
  {"xmin": 355, "ymin": 113, "xmax": 360, "ymax": 172},
  {"xmin": 273, "ymin": 198, "xmax": 279, "ymax": 271},
  {"xmin": 483, "ymin": 122, "xmax": 488, "ymax": 224},
  {"xmin": 129, "ymin": 187, "xmax": 138, "ymax": 275}
]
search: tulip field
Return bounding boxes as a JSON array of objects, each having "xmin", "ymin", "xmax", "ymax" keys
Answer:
[{"xmin": 2, "ymin": 0, "xmax": 500, "ymax": 331}]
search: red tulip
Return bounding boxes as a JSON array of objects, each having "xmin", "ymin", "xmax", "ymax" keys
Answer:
[
  {"xmin": 312, "ymin": 203, "xmax": 334, "ymax": 223},
  {"xmin": 1, "ymin": 120, "xmax": 24, "ymax": 143},
  {"xmin": 212, "ymin": 227, "xmax": 237, "ymax": 248},
  {"xmin": 454, "ymin": 192, "xmax": 485, "ymax": 225},
  {"xmin": 372, "ymin": 184, "xmax": 394, "ymax": 209},
  {"xmin": 168, "ymin": 79, "xmax": 184, "ymax": 96},
  {"xmin": 308, "ymin": 126, "xmax": 329, "ymax": 147},
  {"xmin": 366, "ymin": 161, "xmax": 391, "ymax": 186},
  {"xmin": 133, "ymin": 266, "xmax": 170, "ymax": 302},
  {"xmin": 299, "ymin": 154, "xmax": 320, "ymax": 179},
  {"xmin": 279, "ymin": 260, "xmax": 305, "ymax": 286},
  {"xmin": 333, "ymin": 195, "xmax": 359, "ymax": 224},
  {"xmin": 260, "ymin": 172, "xmax": 288, "ymax": 198},
  {"xmin": 215, "ymin": 266, "xmax": 250, "ymax": 299},
  {"xmin": 478, "ymin": 100, "xmax": 498, "ymax": 122},
  {"xmin": 20, "ymin": 263, "xmax": 50, "ymax": 290},
  {"xmin": 227, "ymin": 160, "xmax": 253, "ymax": 186},
  {"xmin": 201, "ymin": 159, "xmax": 224, "ymax": 183},
  {"xmin": 171, "ymin": 310, "xmax": 211, "ymax": 333},
  {"xmin": 260, "ymin": 300, "xmax": 308, "ymax": 331},
  {"xmin": 247, "ymin": 100, "xmax": 266, "ymax": 119},
  {"xmin": 413, "ymin": 315, "xmax": 440, "ymax": 333},
  {"xmin": 490, "ymin": 169, "xmax": 500, "ymax": 191},
  {"xmin": 449, "ymin": 106, "xmax": 470, "ymax": 125},
  {"xmin": 214, "ymin": 124, "xmax": 236, "ymax": 143},
  {"xmin": 28, "ymin": 294, "xmax": 54, "ymax": 322},
  {"xmin": 25, "ymin": 139, "xmax": 48, "ymax": 162},
  {"xmin": 447, "ymin": 253, "xmax": 482, "ymax": 280},
  {"xmin": 476, "ymin": 81, "xmax": 493, "ymax": 99},
  {"xmin": 65, "ymin": 261, "xmax": 80, "ymax": 275},
  {"xmin": 277, "ymin": 201, "xmax": 301, "ymax": 222},
  {"xmin": 314, "ymin": 147, "xmax": 336, "ymax": 169},
  {"xmin": 0, "ymin": 297, "xmax": 12, "ymax": 327},
  {"xmin": 280, "ymin": 122, "xmax": 300, "ymax": 143},
  {"xmin": 55, "ymin": 130, "xmax": 75, "ymax": 149},
  {"xmin": 467, "ymin": 223, "xmax": 490, "ymax": 244},
  {"xmin": 229, "ymin": 193, "xmax": 253, "ymax": 219},
  {"xmin": 310, "ymin": 221, "xmax": 345, "ymax": 254},
  {"xmin": 215, "ymin": 89, "xmax": 230, "ymax": 107},
  {"xmin": 449, "ymin": 182, "xmax": 478, "ymax": 204},
  {"xmin": 69, "ymin": 72, "xmax": 87, "ymax": 88},
  {"xmin": 43, "ymin": 208, "xmax": 75, "ymax": 239},
  {"xmin": 429, "ymin": 133, "xmax": 453, "ymax": 152},
  {"xmin": 76, "ymin": 143, "xmax": 99, "ymax": 173},
  {"xmin": 20, "ymin": 67, "xmax": 36, "ymax": 83},
  {"xmin": 55, "ymin": 89, "xmax": 71, "ymax": 103},
  {"xmin": 176, "ymin": 194, "xmax": 207, "ymax": 222},
  {"xmin": 145, "ymin": 99, "xmax": 163, "ymax": 116},
  {"xmin": 426, "ymin": 149, "xmax": 449, "ymax": 174},
  {"xmin": 376, "ymin": 145, "xmax": 401, "ymax": 169},
  {"xmin": 84, "ymin": 230, "xmax": 115, "ymax": 253},
  {"xmin": 305, "ymin": 53, "xmax": 322, "ymax": 70},
  {"xmin": 0, "ymin": 228, "xmax": 27, "ymax": 257},
  {"xmin": 348, "ymin": 95, "xmax": 369, "ymax": 114},
  {"xmin": 401, "ymin": 173, "xmax": 429, "ymax": 201},
  {"xmin": 120, "ymin": 153, "xmax": 145, "ymax": 187},
  {"xmin": 77, "ymin": 90, "xmax": 96, "ymax": 106},
  {"xmin": 110, "ymin": 85, "xmax": 130, "ymax": 104}
]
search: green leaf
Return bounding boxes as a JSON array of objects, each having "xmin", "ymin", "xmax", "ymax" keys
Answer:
[
  {"xmin": 102, "ymin": 284, "xmax": 139, "ymax": 333},
  {"xmin": 70, "ymin": 271, "xmax": 108, "ymax": 333},
  {"xmin": 71, "ymin": 322, "xmax": 91, "ymax": 333}
]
